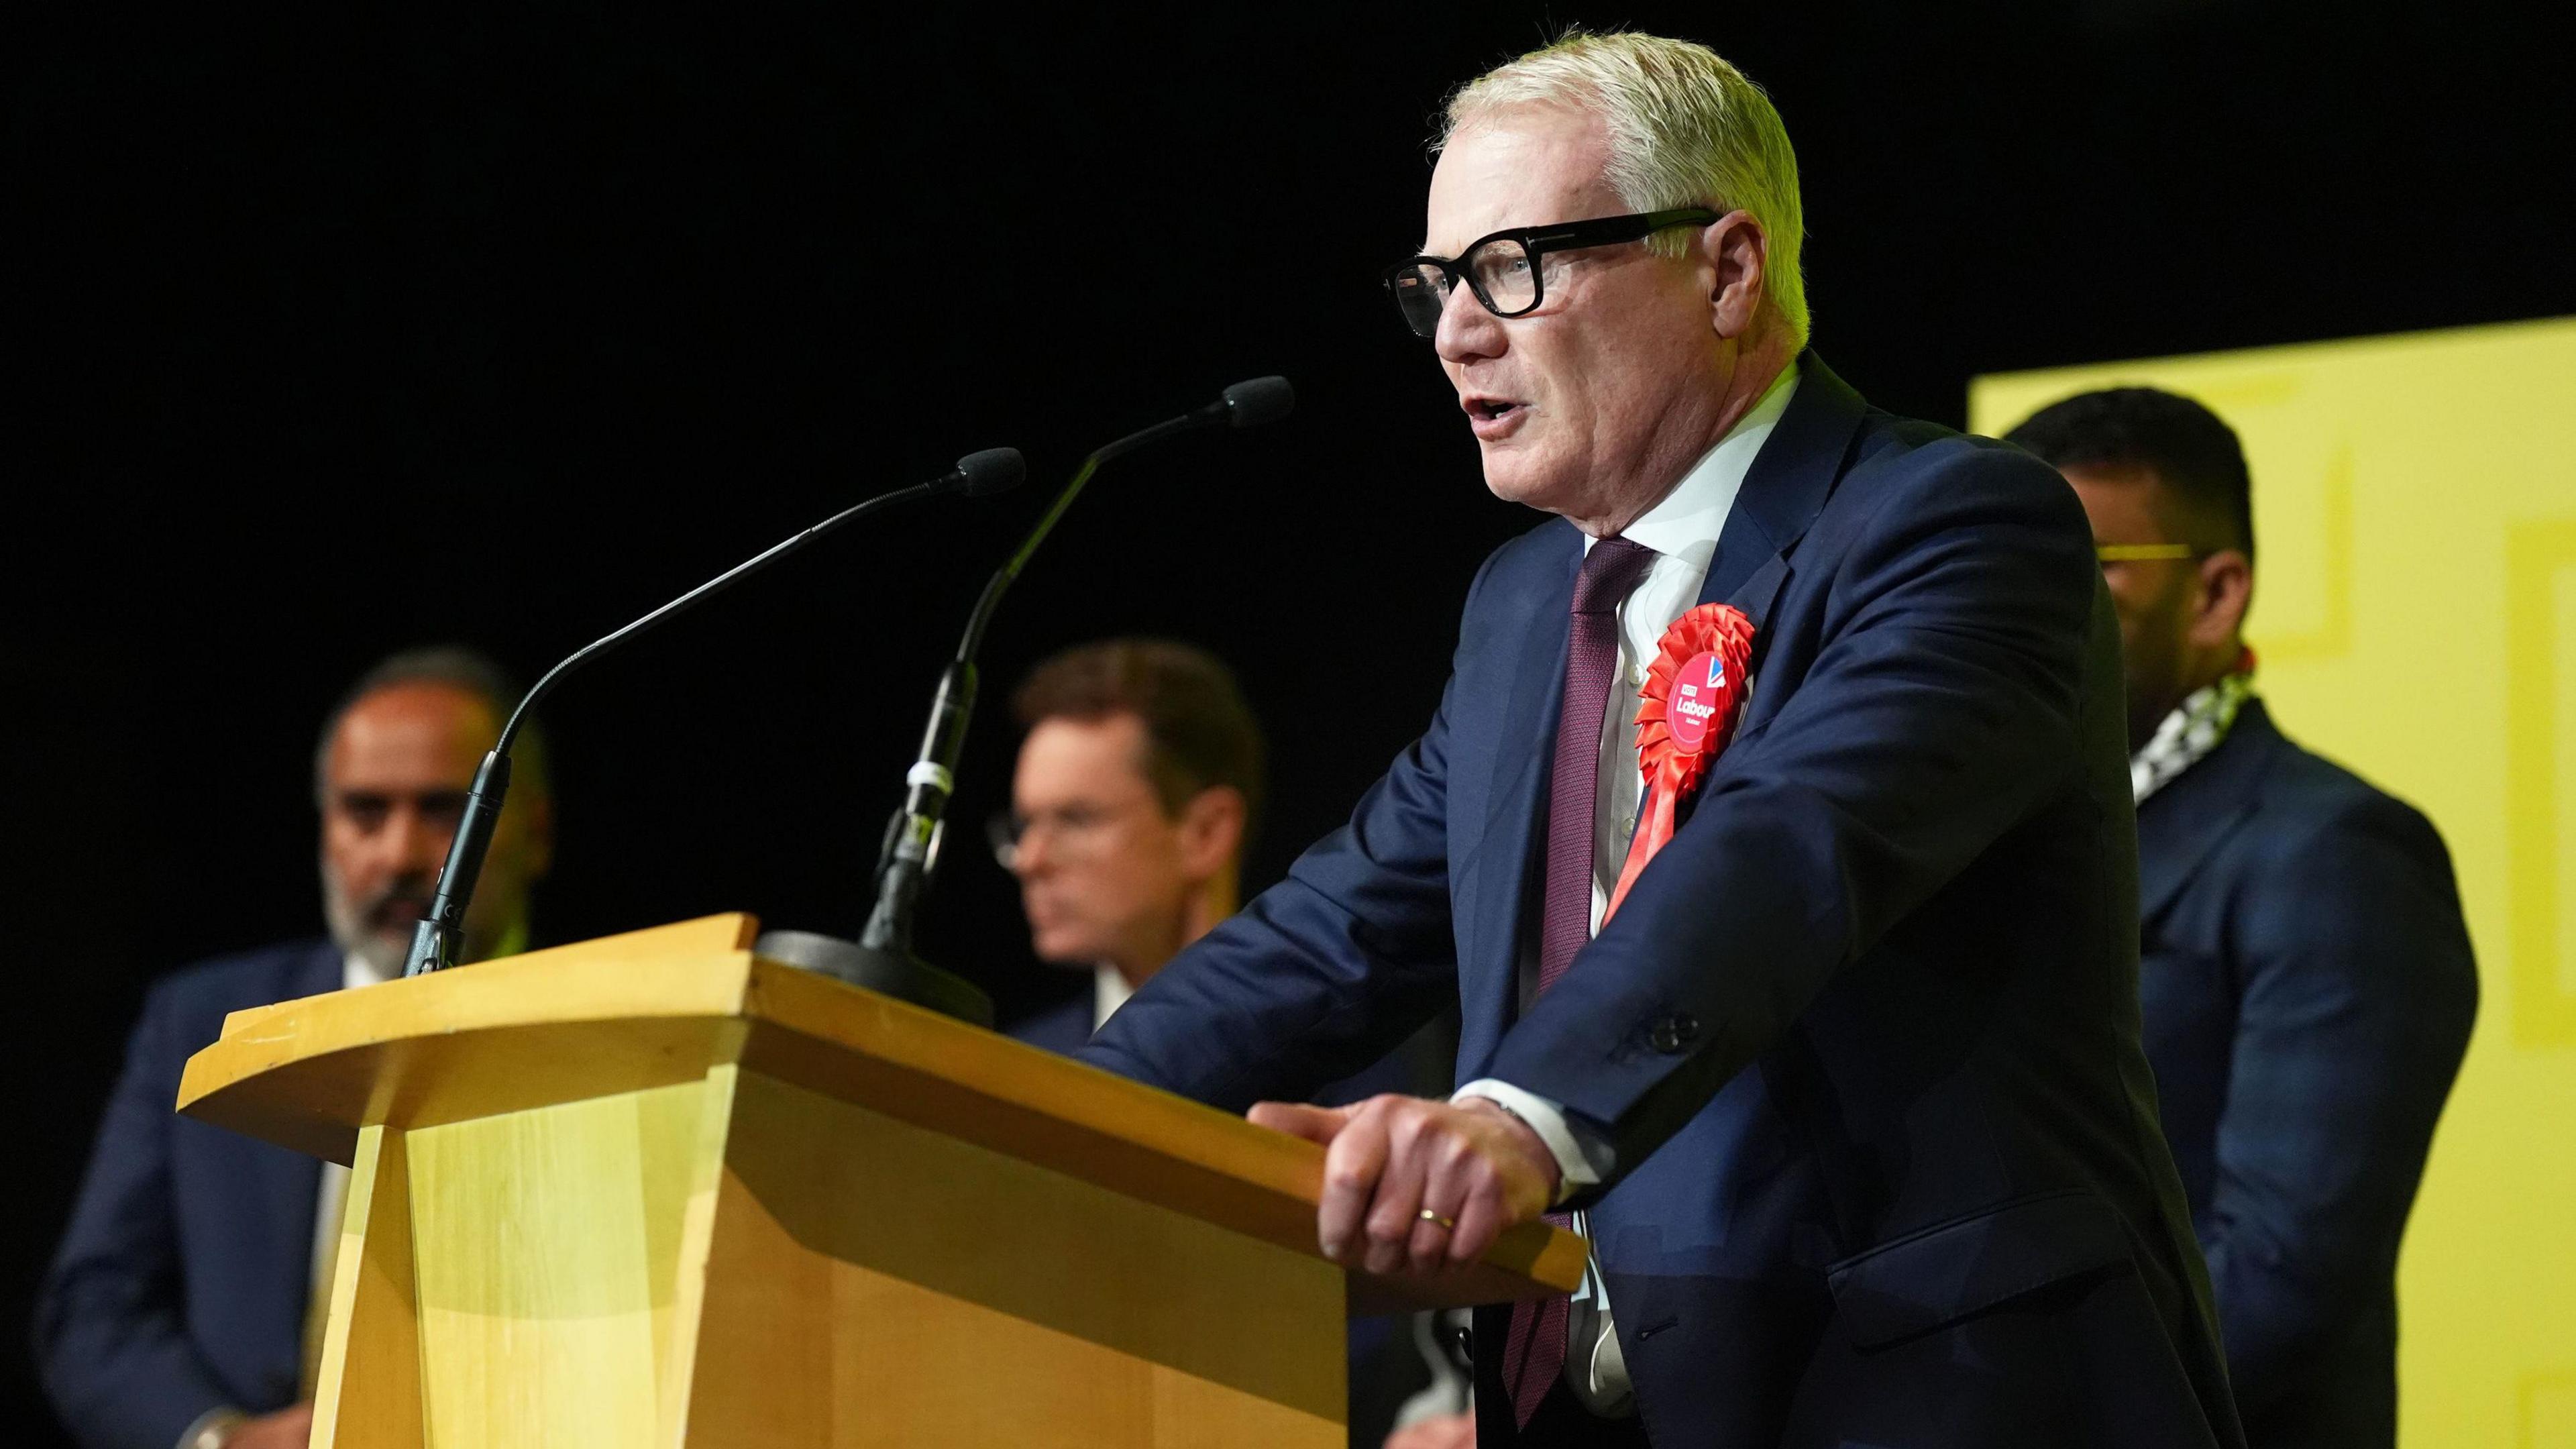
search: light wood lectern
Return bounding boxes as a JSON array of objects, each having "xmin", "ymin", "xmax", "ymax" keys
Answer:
[{"xmin": 176, "ymin": 914, "xmax": 1586, "ymax": 1447}]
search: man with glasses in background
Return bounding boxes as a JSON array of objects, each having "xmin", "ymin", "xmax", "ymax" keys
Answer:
[
  {"xmin": 996, "ymin": 637, "xmax": 1468, "ymax": 1447},
  {"xmin": 2006, "ymin": 388, "xmax": 2477, "ymax": 1449},
  {"xmin": 1081, "ymin": 30, "xmax": 2242, "ymax": 1448},
  {"xmin": 999, "ymin": 639, "xmax": 1267, "ymax": 1046}
]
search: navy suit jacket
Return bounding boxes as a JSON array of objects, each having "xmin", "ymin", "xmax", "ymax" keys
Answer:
[
  {"xmin": 38, "ymin": 940, "xmax": 338, "ymax": 1449},
  {"xmin": 1011, "ymin": 993, "xmax": 1428, "ymax": 1106},
  {"xmin": 2138, "ymin": 700, "xmax": 2475, "ymax": 1448},
  {"xmin": 1007, "ymin": 994, "xmax": 1099, "ymax": 1059},
  {"xmin": 1085, "ymin": 359, "xmax": 2244, "ymax": 1448}
]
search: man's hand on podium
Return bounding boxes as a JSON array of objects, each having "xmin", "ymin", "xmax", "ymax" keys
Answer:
[
  {"xmin": 1249, "ymin": 1095, "xmax": 1559, "ymax": 1274},
  {"xmin": 1384, "ymin": 1411, "xmax": 1477, "ymax": 1449}
]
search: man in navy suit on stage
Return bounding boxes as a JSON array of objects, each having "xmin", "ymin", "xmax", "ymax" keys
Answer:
[
  {"xmin": 997, "ymin": 639, "xmax": 1268, "ymax": 1056},
  {"xmin": 2007, "ymin": 387, "xmax": 2477, "ymax": 1449},
  {"xmin": 37, "ymin": 648, "xmax": 551, "ymax": 1449},
  {"xmin": 1083, "ymin": 32, "xmax": 2243, "ymax": 1448}
]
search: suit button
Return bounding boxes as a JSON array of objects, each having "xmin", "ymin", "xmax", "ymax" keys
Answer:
[{"xmin": 1648, "ymin": 1013, "xmax": 1699, "ymax": 1053}]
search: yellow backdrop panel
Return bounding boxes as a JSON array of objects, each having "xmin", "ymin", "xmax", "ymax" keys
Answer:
[{"xmin": 1972, "ymin": 315, "xmax": 2576, "ymax": 1448}]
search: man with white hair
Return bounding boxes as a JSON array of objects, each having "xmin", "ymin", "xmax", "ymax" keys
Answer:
[{"xmin": 1085, "ymin": 32, "xmax": 2241, "ymax": 1448}]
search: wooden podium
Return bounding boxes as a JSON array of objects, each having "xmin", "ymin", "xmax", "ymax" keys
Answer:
[{"xmin": 177, "ymin": 915, "xmax": 1586, "ymax": 1448}]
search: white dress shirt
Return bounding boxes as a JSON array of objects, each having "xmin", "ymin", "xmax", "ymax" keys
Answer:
[
  {"xmin": 1092, "ymin": 963, "xmax": 1138, "ymax": 1030},
  {"xmin": 1452, "ymin": 363, "xmax": 1799, "ymax": 1407}
]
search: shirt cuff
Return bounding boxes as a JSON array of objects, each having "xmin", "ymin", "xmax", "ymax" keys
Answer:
[
  {"xmin": 1453, "ymin": 1079, "xmax": 1610, "ymax": 1203},
  {"xmin": 177, "ymin": 1407, "xmax": 248, "ymax": 1449}
]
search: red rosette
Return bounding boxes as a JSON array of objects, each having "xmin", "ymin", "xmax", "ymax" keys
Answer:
[{"xmin": 1604, "ymin": 603, "xmax": 1756, "ymax": 920}]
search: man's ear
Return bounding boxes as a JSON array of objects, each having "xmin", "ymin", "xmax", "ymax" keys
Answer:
[
  {"xmin": 1701, "ymin": 209, "xmax": 1768, "ymax": 342},
  {"xmin": 1176, "ymin": 786, "xmax": 1247, "ymax": 883},
  {"xmin": 2189, "ymin": 549, "xmax": 2254, "ymax": 651}
]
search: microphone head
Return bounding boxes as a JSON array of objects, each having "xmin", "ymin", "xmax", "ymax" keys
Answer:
[
  {"xmin": 952, "ymin": 447, "xmax": 1028, "ymax": 497},
  {"xmin": 1218, "ymin": 376, "xmax": 1295, "ymax": 429}
]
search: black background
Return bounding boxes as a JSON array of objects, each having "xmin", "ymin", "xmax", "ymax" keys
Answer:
[{"xmin": 3, "ymin": 3, "xmax": 2565, "ymax": 1441}]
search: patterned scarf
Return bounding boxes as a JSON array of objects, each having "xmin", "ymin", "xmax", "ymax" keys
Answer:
[{"xmin": 2131, "ymin": 667, "xmax": 2257, "ymax": 805}]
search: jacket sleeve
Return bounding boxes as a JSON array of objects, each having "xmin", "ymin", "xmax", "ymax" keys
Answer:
[
  {"xmin": 2200, "ymin": 794, "xmax": 2477, "ymax": 1411},
  {"xmin": 1488, "ymin": 443, "xmax": 2103, "ymax": 1183},
  {"xmin": 1077, "ymin": 557, "xmax": 1497, "ymax": 1111},
  {"xmin": 36, "ymin": 985, "xmax": 239, "ymax": 1449}
]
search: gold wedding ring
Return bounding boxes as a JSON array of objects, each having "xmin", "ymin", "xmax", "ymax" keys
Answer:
[{"xmin": 1418, "ymin": 1209, "xmax": 1457, "ymax": 1231}]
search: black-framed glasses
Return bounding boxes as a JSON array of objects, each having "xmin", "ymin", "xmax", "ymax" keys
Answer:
[{"xmin": 1383, "ymin": 207, "xmax": 1719, "ymax": 338}]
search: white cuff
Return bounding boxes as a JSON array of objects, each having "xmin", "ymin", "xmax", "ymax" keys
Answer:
[
  {"xmin": 1454, "ymin": 1079, "xmax": 1601, "ymax": 1202},
  {"xmin": 178, "ymin": 1408, "xmax": 248, "ymax": 1449}
]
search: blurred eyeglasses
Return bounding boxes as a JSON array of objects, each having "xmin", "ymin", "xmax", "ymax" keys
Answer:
[
  {"xmin": 987, "ymin": 804, "xmax": 1123, "ymax": 871},
  {"xmin": 1383, "ymin": 207, "xmax": 1720, "ymax": 339}
]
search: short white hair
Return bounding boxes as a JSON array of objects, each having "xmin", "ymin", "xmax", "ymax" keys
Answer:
[{"xmin": 1444, "ymin": 31, "xmax": 1810, "ymax": 350}]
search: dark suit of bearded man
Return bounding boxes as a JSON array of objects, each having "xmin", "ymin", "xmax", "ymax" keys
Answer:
[
  {"xmin": 40, "ymin": 943, "xmax": 341, "ymax": 1449},
  {"xmin": 2131, "ymin": 700, "xmax": 2472, "ymax": 1448},
  {"xmin": 2008, "ymin": 384, "xmax": 2477, "ymax": 1449},
  {"xmin": 1079, "ymin": 31, "xmax": 2242, "ymax": 1449},
  {"xmin": 38, "ymin": 649, "xmax": 549, "ymax": 1449}
]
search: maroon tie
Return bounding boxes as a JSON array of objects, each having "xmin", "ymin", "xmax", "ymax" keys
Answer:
[{"xmin": 1503, "ymin": 535, "xmax": 1654, "ymax": 1428}]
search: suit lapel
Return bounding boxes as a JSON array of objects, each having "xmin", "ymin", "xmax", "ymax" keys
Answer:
[
  {"xmin": 1466, "ymin": 525, "xmax": 1582, "ymax": 1049},
  {"xmin": 1697, "ymin": 356, "xmax": 1867, "ymax": 609},
  {"xmin": 1465, "ymin": 356, "xmax": 1873, "ymax": 1048},
  {"xmin": 2136, "ymin": 700, "xmax": 2280, "ymax": 927},
  {"xmin": 1724, "ymin": 553, "xmax": 1792, "ymax": 635},
  {"xmin": 1698, "ymin": 353, "xmax": 1868, "ymax": 715}
]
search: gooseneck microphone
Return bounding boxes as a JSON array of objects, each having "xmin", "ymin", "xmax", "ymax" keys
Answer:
[
  {"xmin": 400, "ymin": 447, "xmax": 1028, "ymax": 979},
  {"xmin": 756, "ymin": 378, "xmax": 1294, "ymax": 1018}
]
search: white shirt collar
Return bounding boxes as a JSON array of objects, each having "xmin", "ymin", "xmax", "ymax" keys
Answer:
[
  {"xmin": 1587, "ymin": 361, "xmax": 1800, "ymax": 565},
  {"xmin": 1092, "ymin": 963, "xmax": 1138, "ymax": 1030}
]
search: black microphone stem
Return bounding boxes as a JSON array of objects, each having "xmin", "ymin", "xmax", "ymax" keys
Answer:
[
  {"xmin": 402, "ymin": 470, "xmax": 996, "ymax": 978},
  {"xmin": 856, "ymin": 387, "xmax": 1286, "ymax": 961},
  {"xmin": 956, "ymin": 413, "xmax": 1203, "ymax": 666}
]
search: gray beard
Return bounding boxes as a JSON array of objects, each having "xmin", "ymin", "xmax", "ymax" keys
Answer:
[
  {"xmin": 343, "ymin": 926, "xmax": 409, "ymax": 981},
  {"xmin": 321, "ymin": 860, "xmax": 414, "ymax": 980}
]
